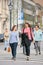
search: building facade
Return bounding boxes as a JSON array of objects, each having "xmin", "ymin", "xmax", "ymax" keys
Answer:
[
  {"xmin": 0, "ymin": 0, "xmax": 9, "ymax": 33},
  {"xmin": 0, "ymin": 0, "xmax": 43, "ymax": 33}
]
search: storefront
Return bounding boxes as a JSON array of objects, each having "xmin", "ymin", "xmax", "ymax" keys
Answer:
[{"xmin": 22, "ymin": 0, "xmax": 36, "ymax": 26}]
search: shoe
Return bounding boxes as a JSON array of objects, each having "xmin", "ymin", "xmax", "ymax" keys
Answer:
[
  {"xmin": 4, "ymin": 48, "xmax": 7, "ymax": 51},
  {"xmin": 11, "ymin": 57, "xmax": 14, "ymax": 60},
  {"xmin": 13, "ymin": 58, "xmax": 16, "ymax": 61},
  {"xmin": 39, "ymin": 52, "xmax": 41, "ymax": 55},
  {"xmin": 11, "ymin": 57, "xmax": 16, "ymax": 61}
]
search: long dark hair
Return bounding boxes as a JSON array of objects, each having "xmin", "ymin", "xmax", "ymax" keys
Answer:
[
  {"xmin": 25, "ymin": 23, "xmax": 32, "ymax": 33},
  {"xmin": 25, "ymin": 23, "xmax": 32, "ymax": 30},
  {"xmin": 11, "ymin": 25, "xmax": 16, "ymax": 31},
  {"xmin": 25, "ymin": 23, "xmax": 31, "ymax": 28}
]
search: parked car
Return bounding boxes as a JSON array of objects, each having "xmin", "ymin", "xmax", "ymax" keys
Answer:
[{"xmin": 0, "ymin": 34, "xmax": 4, "ymax": 42}]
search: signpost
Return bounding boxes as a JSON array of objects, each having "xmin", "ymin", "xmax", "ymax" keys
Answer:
[{"xmin": 18, "ymin": 10, "xmax": 24, "ymax": 24}]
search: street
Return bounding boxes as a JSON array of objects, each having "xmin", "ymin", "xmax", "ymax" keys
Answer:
[
  {"xmin": 0, "ymin": 0, "xmax": 43, "ymax": 65},
  {"xmin": 0, "ymin": 42, "xmax": 43, "ymax": 65}
]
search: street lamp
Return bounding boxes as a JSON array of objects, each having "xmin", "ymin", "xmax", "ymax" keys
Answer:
[
  {"xmin": 33, "ymin": 11, "xmax": 36, "ymax": 26},
  {"xmin": 8, "ymin": 0, "xmax": 13, "ymax": 30},
  {"xmin": 33, "ymin": 14, "xmax": 35, "ymax": 25}
]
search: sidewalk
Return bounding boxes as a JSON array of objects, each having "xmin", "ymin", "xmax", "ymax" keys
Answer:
[
  {"xmin": 0, "ymin": 43, "xmax": 43, "ymax": 59},
  {"xmin": 0, "ymin": 42, "xmax": 43, "ymax": 65}
]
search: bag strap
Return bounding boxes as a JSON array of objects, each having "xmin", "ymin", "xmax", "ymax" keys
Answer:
[
  {"xmin": 23, "ymin": 28, "xmax": 25, "ymax": 33},
  {"xmin": 30, "ymin": 28, "xmax": 33, "ymax": 38}
]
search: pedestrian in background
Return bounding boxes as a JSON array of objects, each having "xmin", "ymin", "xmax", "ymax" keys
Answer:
[
  {"xmin": 21, "ymin": 23, "xmax": 33, "ymax": 61},
  {"xmin": 33, "ymin": 28, "xmax": 36, "ymax": 49},
  {"xmin": 4, "ymin": 28, "xmax": 9, "ymax": 51},
  {"xmin": 9, "ymin": 25, "xmax": 19, "ymax": 60},
  {"xmin": 34, "ymin": 25, "xmax": 42, "ymax": 55}
]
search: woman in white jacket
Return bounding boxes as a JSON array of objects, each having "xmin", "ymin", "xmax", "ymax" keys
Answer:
[{"xmin": 34, "ymin": 25, "xmax": 42, "ymax": 55}]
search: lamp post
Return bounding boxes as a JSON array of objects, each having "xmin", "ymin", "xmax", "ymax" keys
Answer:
[
  {"xmin": 33, "ymin": 14, "xmax": 35, "ymax": 26},
  {"xmin": 33, "ymin": 11, "xmax": 36, "ymax": 26},
  {"xmin": 17, "ymin": 0, "xmax": 18, "ymax": 29},
  {"xmin": 8, "ymin": 0, "xmax": 13, "ymax": 30}
]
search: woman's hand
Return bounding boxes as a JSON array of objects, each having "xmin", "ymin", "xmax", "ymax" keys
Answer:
[{"xmin": 32, "ymin": 40, "xmax": 35, "ymax": 44}]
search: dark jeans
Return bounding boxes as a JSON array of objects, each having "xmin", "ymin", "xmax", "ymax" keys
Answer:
[
  {"xmin": 10, "ymin": 43, "xmax": 18, "ymax": 58},
  {"xmin": 25, "ymin": 40, "xmax": 31, "ymax": 56}
]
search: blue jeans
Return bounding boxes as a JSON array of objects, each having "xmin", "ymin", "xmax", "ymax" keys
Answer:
[{"xmin": 10, "ymin": 43, "xmax": 18, "ymax": 58}]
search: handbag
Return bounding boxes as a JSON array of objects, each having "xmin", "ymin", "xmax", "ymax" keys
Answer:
[
  {"xmin": 21, "ymin": 33, "xmax": 26, "ymax": 46},
  {"xmin": 7, "ymin": 47, "xmax": 11, "ymax": 52},
  {"xmin": 24, "ymin": 34, "xmax": 30, "ymax": 46},
  {"xmin": 21, "ymin": 29, "xmax": 30, "ymax": 46}
]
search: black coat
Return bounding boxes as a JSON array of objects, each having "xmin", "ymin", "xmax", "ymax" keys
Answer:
[{"xmin": 21, "ymin": 33, "xmax": 31, "ymax": 46}]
